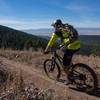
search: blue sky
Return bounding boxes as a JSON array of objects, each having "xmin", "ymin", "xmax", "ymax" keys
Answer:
[{"xmin": 0, "ymin": 0, "xmax": 100, "ymax": 29}]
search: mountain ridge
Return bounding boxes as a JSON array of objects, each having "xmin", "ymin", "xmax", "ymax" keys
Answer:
[{"xmin": 0, "ymin": 25, "xmax": 100, "ymax": 56}]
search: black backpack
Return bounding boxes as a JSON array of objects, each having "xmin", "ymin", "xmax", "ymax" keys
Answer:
[{"xmin": 63, "ymin": 24, "xmax": 79, "ymax": 42}]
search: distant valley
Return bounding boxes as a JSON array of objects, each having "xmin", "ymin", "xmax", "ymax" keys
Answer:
[
  {"xmin": 22, "ymin": 28, "xmax": 100, "ymax": 36},
  {"xmin": 0, "ymin": 25, "xmax": 100, "ymax": 56}
]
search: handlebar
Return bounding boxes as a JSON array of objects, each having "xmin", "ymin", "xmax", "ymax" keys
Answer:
[
  {"xmin": 44, "ymin": 45, "xmax": 66, "ymax": 55},
  {"xmin": 49, "ymin": 45, "xmax": 66, "ymax": 53}
]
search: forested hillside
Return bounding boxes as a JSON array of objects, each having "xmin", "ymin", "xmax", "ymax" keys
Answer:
[
  {"xmin": 79, "ymin": 35, "xmax": 100, "ymax": 56},
  {"xmin": 0, "ymin": 25, "xmax": 100, "ymax": 56},
  {"xmin": 0, "ymin": 25, "xmax": 47, "ymax": 50}
]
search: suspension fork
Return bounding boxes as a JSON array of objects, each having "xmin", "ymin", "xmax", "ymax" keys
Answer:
[{"xmin": 50, "ymin": 51, "xmax": 59, "ymax": 69}]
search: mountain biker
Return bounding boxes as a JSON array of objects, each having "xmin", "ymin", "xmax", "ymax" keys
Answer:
[{"xmin": 44, "ymin": 19, "xmax": 80, "ymax": 84}]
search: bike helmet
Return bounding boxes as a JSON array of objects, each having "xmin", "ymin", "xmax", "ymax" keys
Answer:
[{"xmin": 51, "ymin": 19, "xmax": 63, "ymax": 27}]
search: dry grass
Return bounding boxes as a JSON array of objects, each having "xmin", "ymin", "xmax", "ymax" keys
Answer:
[
  {"xmin": 0, "ymin": 49, "xmax": 40, "ymax": 62},
  {"xmin": 0, "ymin": 49, "xmax": 100, "ymax": 81},
  {"xmin": 0, "ymin": 49, "xmax": 100, "ymax": 100},
  {"xmin": 0, "ymin": 49, "xmax": 57, "ymax": 99},
  {"xmin": 0, "ymin": 49, "xmax": 100, "ymax": 71},
  {"xmin": 0, "ymin": 63, "xmax": 56, "ymax": 100}
]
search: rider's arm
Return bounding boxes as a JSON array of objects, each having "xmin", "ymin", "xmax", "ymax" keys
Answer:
[
  {"xmin": 48, "ymin": 33, "xmax": 58, "ymax": 47},
  {"xmin": 44, "ymin": 33, "xmax": 58, "ymax": 53}
]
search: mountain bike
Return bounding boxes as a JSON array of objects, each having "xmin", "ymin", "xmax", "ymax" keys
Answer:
[{"xmin": 43, "ymin": 47, "xmax": 98, "ymax": 93}]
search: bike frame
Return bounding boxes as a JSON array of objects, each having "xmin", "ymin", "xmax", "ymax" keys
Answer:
[
  {"xmin": 51, "ymin": 49, "xmax": 73, "ymax": 71},
  {"xmin": 51, "ymin": 50, "xmax": 63, "ymax": 69}
]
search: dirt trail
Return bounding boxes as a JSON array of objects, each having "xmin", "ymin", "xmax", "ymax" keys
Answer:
[{"xmin": 0, "ymin": 57, "xmax": 100, "ymax": 100}]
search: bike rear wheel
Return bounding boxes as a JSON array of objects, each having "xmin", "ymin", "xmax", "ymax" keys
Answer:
[
  {"xmin": 70, "ymin": 63, "xmax": 98, "ymax": 93},
  {"xmin": 44, "ymin": 59, "xmax": 61, "ymax": 80}
]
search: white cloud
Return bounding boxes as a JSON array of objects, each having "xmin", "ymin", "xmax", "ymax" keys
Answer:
[
  {"xmin": 0, "ymin": 18, "xmax": 52, "ymax": 29},
  {"xmin": 63, "ymin": 16, "xmax": 100, "ymax": 28},
  {"xmin": 65, "ymin": 5, "xmax": 88, "ymax": 12},
  {"xmin": 65, "ymin": 1, "xmax": 100, "ymax": 13},
  {"xmin": 71, "ymin": 20, "xmax": 100, "ymax": 28},
  {"xmin": 0, "ymin": 17, "xmax": 100, "ymax": 30}
]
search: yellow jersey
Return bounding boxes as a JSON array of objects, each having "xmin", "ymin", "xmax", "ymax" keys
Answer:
[{"xmin": 47, "ymin": 32, "xmax": 80, "ymax": 50}]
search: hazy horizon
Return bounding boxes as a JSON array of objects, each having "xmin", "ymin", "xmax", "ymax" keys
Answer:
[
  {"xmin": 22, "ymin": 27, "xmax": 100, "ymax": 36},
  {"xmin": 1, "ymin": 24, "xmax": 100, "ymax": 35}
]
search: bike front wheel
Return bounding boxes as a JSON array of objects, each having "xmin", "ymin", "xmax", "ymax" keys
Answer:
[
  {"xmin": 70, "ymin": 63, "xmax": 98, "ymax": 93},
  {"xmin": 44, "ymin": 59, "xmax": 61, "ymax": 80}
]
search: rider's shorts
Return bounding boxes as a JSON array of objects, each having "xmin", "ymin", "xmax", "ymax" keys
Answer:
[{"xmin": 63, "ymin": 49, "xmax": 79, "ymax": 66}]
